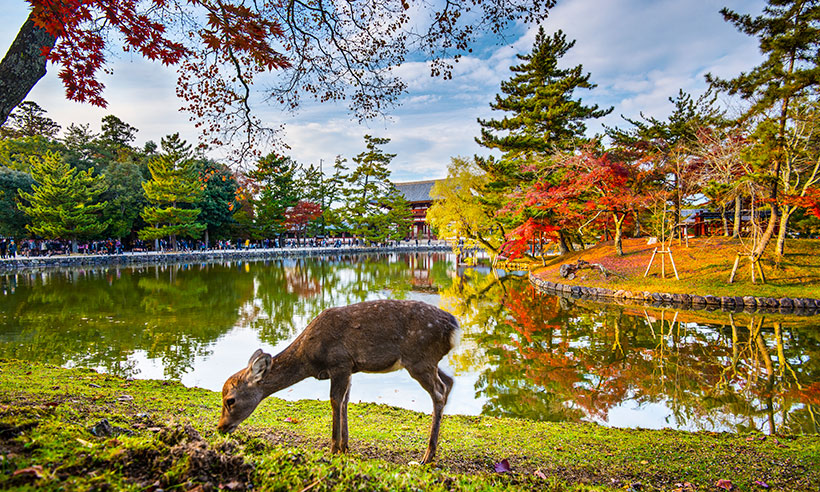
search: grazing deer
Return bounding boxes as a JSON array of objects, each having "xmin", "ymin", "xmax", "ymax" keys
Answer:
[{"xmin": 218, "ymin": 299, "xmax": 459, "ymax": 464}]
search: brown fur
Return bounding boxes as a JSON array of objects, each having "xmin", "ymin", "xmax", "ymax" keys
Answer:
[{"xmin": 218, "ymin": 299, "xmax": 459, "ymax": 464}]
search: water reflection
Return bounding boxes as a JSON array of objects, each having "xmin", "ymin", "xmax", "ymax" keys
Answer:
[
  {"xmin": 0, "ymin": 254, "xmax": 818, "ymax": 434},
  {"xmin": 440, "ymin": 267, "xmax": 820, "ymax": 434}
]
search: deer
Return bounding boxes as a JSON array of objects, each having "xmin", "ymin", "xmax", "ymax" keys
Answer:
[{"xmin": 217, "ymin": 299, "xmax": 460, "ymax": 464}]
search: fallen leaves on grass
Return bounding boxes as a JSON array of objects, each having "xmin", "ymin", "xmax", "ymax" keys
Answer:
[{"xmin": 493, "ymin": 458, "xmax": 511, "ymax": 473}]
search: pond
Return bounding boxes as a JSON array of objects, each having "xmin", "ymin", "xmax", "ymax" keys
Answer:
[{"xmin": 1, "ymin": 252, "xmax": 818, "ymax": 435}]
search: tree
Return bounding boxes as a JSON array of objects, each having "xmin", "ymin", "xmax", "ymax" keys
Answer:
[
  {"xmin": 427, "ymin": 156, "xmax": 501, "ymax": 253},
  {"xmin": 707, "ymin": 0, "xmax": 820, "ymax": 259},
  {"xmin": 0, "ymin": 100, "xmax": 60, "ymax": 138},
  {"xmin": 196, "ymin": 159, "xmax": 240, "ymax": 246},
  {"xmin": 18, "ymin": 151, "xmax": 109, "ymax": 249},
  {"xmin": 320, "ymin": 156, "xmax": 350, "ymax": 234},
  {"xmin": 284, "ymin": 200, "xmax": 322, "ymax": 244},
  {"xmin": 0, "ymin": 167, "xmax": 34, "ymax": 237},
  {"xmin": 343, "ymin": 135, "xmax": 406, "ymax": 243},
  {"xmin": 101, "ymin": 159, "xmax": 146, "ymax": 240},
  {"xmin": 477, "ymin": 27, "xmax": 612, "ymax": 155},
  {"xmin": 1, "ymin": 0, "xmax": 552, "ymax": 161},
  {"xmin": 607, "ymin": 90, "xmax": 723, "ymax": 237},
  {"xmin": 474, "ymin": 27, "xmax": 611, "ymax": 255},
  {"xmin": 139, "ymin": 134, "xmax": 206, "ymax": 249},
  {"xmin": 247, "ymin": 153, "xmax": 300, "ymax": 243}
]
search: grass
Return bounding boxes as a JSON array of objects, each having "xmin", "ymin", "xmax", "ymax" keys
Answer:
[
  {"xmin": 531, "ymin": 237, "xmax": 820, "ymax": 299},
  {"xmin": 1, "ymin": 359, "xmax": 819, "ymax": 491}
]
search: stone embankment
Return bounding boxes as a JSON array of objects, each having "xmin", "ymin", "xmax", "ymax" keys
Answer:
[
  {"xmin": 0, "ymin": 244, "xmax": 451, "ymax": 273},
  {"xmin": 529, "ymin": 274, "xmax": 820, "ymax": 316}
]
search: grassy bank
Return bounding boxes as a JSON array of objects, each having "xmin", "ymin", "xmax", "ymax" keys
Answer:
[
  {"xmin": 1, "ymin": 360, "xmax": 818, "ymax": 491},
  {"xmin": 531, "ymin": 237, "xmax": 820, "ymax": 299}
]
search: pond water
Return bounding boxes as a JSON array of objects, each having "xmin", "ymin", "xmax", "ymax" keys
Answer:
[{"xmin": 1, "ymin": 252, "xmax": 818, "ymax": 435}]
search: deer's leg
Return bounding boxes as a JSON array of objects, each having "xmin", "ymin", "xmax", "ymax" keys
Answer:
[
  {"xmin": 438, "ymin": 367, "xmax": 454, "ymax": 405},
  {"xmin": 329, "ymin": 373, "xmax": 351, "ymax": 454},
  {"xmin": 407, "ymin": 364, "xmax": 450, "ymax": 464}
]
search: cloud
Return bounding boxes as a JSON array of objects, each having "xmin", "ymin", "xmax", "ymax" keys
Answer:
[{"xmin": 1, "ymin": 0, "xmax": 769, "ymax": 181}]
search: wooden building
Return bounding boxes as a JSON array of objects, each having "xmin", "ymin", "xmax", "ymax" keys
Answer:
[{"xmin": 394, "ymin": 179, "xmax": 441, "ymax": 240}]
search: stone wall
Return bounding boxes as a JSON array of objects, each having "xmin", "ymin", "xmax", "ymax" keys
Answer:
[
  {"xmin": 529, "ymin": 275, "xmax": 820, "ymax": 316},
  {"xmin": 0, "ymin": 244, "xmax": 451, "ymax": 274}
]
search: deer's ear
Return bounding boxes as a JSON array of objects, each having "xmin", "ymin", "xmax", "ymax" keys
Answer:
[
  {"xmin": 248, "ymin": 348, "xmax": 264, "ymax": 366},
  {"xmin": 248, "ymin": 351, "xmax": 272, "ymax": 384}
]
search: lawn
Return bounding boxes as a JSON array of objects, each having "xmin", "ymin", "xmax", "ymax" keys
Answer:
[
  {"xmin": 1, "ymin": 359, "xmax": 818, "ymax": 491},
  {"xmin": 531, "ymin": 237, "xmax": 820, "ymax": 299}
]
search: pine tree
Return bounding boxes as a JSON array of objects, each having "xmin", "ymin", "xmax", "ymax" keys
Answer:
[
  {"xmin": 247, "ymin": 153, "xmax": 300, "ymax": 244},
  {"xmin": 343, "ymin": 135, "xmax": 409, "ymax": 243},
  {"xmin": 1, "ymin": 101, "xmax": 60, "ymax": 138},
  {"xmin": 18, "ymin": 151, "xmax": 109, "ymax": 250},
  {"xmin": 139, "ymin": 133, "xmax": 206, "ymax": 249},
  {"xmin": 476, "ymin": 27, "xmax": 611, "ymax": 156},
  {"xmin": 707, "ymin": 0, "xmax": 820, "ymax": 258}
]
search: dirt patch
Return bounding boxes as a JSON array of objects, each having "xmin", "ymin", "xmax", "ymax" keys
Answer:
[{"xmin": 111, "ymin": 425, "xmax": 255, "ymax": 491}]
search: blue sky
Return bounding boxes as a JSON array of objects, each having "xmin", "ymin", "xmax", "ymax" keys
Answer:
[{"xmin": 1, "ymin": 0, "xmax": 765, "ymax": 182}]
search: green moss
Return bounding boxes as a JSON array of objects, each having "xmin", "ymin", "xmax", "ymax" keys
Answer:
[{"xmin": 1, "ymin": 359, "xmax": 818, "ymax": 491}]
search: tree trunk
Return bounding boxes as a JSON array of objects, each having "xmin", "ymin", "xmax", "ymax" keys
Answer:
[
  {"xmin": 732, "ymin": 195, "xmax": 741, "ymax": 238},
  {"xmin": 752, "ymin": 200, "xmax": 779, "ymax": 261},
  {"xmin": 0, "ymin": 13, "xmax": 57, "ymax": 126},
  {"xmin": 721, "ymin": 203, "xmax": 729, "ymax": 236},
  {"xmin": 204, "ymin": 229, "xmax": 210, "ymax": 249},
  {"xmin": 775, "ymin": 206, "xmax": 794, "ymax": 258},
  {"xmin": 558, "ymin": 230, "xmax": 573, "ymax": 255},
  {"xmin": 613, "ymin": 212, "xmax": 626, "ymax": 256}
]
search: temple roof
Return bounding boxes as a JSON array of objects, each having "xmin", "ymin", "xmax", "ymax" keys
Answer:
[{"xmin": 394, "ymin": 179, "xmax": 440, "ymax": 203}]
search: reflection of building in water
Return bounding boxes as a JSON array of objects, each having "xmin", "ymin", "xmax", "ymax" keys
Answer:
[
  {"xmin": 394, "ymin": 180, "xmax": 442, "ymax": 240},
  {"xmin": 404, "ymin": 253, "xmax": 438, "ymax": 292}
]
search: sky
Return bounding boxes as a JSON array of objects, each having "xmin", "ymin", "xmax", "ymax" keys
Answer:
[{"xmin": 1, "ymin": 0, "xmax": 766, "ymax": 182}]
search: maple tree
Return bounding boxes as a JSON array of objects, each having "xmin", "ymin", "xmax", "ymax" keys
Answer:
[
  {"xmin": 501, "ymin": 149, "xmax": 656, "ymax": 257},
  {"xmin": 284, "ymin": 200, "xmax": 322, "ymax": 245},
  {"xmin": 1, "ymin": 0, "xmax": 552, "ymax": 162}
]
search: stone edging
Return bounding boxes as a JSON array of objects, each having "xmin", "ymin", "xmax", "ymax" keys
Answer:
[
  {"xmin": 529, "ymin": 274, "xmax": 820, "ymax": 316},
  {"xmin": 0, "ymin": 244, "xmax": 451, "ymax": 273}
]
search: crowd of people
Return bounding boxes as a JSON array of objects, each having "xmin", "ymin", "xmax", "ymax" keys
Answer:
[{"xmin": 0, "ymin": 236, "xmax": 439, "ymax": 258}]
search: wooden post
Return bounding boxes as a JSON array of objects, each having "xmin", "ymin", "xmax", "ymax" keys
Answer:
[
  {"xmin": 728, "ymin": 253, "xmax": 741, "ymax": 283},
  {"xmin": 644, "ymin": 247, "xmax": 658, "ymax": 277},
  {"xmin": 667, "ymin": 247, "xmax": 679, "ymax": 280}
]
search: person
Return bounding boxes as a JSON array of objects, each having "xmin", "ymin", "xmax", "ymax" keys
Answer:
[
  {"xmin": 8, "ymin": 240, "xmax": 16, "ymax": 258},
  {"xmin": 0, "ymin": 238, "xmax": 6, "ymax": 259}
]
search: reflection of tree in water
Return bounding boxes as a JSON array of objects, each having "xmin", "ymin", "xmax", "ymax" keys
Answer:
[
  {"xmin": 441, "ymin": 269, "xmax": 820, "ymax": 433},
  {"xmin": 249, "ymin": 254, "xmax": 428, "ymax": 346},
  {"xmin": 0, "ymin": 264, "xmax": 254, "ymax": 379}
]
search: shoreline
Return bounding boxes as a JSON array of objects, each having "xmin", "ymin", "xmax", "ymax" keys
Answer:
[
  {"xmin": 0, "ymin": 243, "xmax": 452, "ymax": 273},
  {"xmin": 529, "ymin": 272, "xmax": 820, "ymax": 316}
]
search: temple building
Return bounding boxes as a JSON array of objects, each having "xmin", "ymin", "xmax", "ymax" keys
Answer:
[{"xmin": 394, "ymin": 179, "xmax": 441, "ymax": 240}]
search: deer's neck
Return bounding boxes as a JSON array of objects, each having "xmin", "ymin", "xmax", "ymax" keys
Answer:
[{"xmin": 260, "ymin": 344, "xmax": 312, "ymax": 397}]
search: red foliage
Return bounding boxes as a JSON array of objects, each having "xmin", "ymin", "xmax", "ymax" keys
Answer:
[
  {"xmin": 284, "ymin": 201, "xmax": 322, "ymax": 231},
  {"xmin": 500, "ymin": 149, "xmax": 656, "ymax": 258},
  {"xmin": 784, "ymin": 187, "xmax": 820, "ymax": 219},
  {"xmin": 26, "ymin": 0, "xmax": 289, "ymax": 150}
]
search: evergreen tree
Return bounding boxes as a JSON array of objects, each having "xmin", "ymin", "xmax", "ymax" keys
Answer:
[
  {"xmin": 247, "ymin": 153, "xmax": 300, "ymax": 243},
  {"xmin": 1, "ymin": 101, "xmax": 61, "ymax": 138},
  {"xmin": 102, "ymin": 159, "xmax": 146, "ymax": 240},
  {"xmin": 196, "ymin": 160, "xmax": 239, "ymax": 246},
  {"xmin": 322, "ymin": 156, "xmax": 349, "ymax": 234},
  {"xmin": 139, "ymin": 133, "xmax": 206, "ymax": 249},
  {"xmin": 18, "ymin": 151, "xmax": 109, "ymax": 249},
  {"xmin": 343, "ymin": 135, "xmax": 409, "ymax": 243},
  {"xmin": 0, "ymin": 167, "xmax": 34, "ymax": 237},
  {"xmin": 707, "ymin": 0, "xmax": 820, "ymax": 258},
  {"xmin": 476, "ymin": 27, "xmax": 611, "ymax": 155}
]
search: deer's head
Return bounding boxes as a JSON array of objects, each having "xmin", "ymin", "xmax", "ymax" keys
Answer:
[{"xmin": 217, "ymin": 349, "xmax": 272, "ymax": 433}]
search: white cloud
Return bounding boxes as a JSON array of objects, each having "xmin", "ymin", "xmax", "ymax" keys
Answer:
[{"xmin": 1, "ymin": 0, "xmax": 769, "ymax": 180}]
